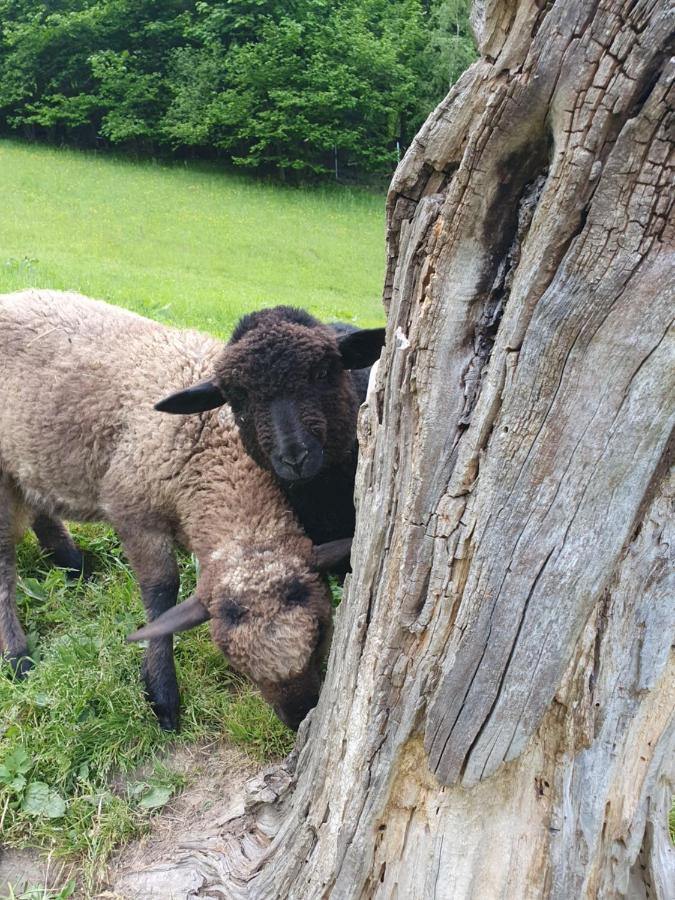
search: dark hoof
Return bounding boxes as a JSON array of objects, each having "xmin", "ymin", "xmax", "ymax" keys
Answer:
[
  {"xmin": 8, "ymin": 653, "xmax": 34, "ymax": 680},
  {"xmin": 154, "ymin": 703, "xmax": 181, "ymax": 732},
  {"xmin": 142, "ymin": 673, "xmax": 180, "ymax": 732},
  {"xmin": 65, "ymin": 564, "xmax": 89, "ymax": 584},
  {"xmin": 57, "ymin": 550, "xmax": 90, "ymax": 582}
]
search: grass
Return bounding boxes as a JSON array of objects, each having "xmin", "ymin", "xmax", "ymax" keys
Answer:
[
  {"xmin": 2, "ymin": 530, "xmax": 293, "ymax": 894},
  {"xmin": 0, "ymin": 140, "xmax": 386, "ymax": 335},
  {"xmin": 2, "ymin": 877, "xmax": 76, "ymax": 900},
  {"xmin": 0, "ymin": 139, "xmax": 384, "ymax": 894}
]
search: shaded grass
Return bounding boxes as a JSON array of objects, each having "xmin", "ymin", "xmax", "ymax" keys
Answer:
[{"xmin": 0, "ymin": 140, "xmax": 386, "ymax": 335}]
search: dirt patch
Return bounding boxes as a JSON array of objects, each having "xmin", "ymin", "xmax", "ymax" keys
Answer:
[
  {"xmin": 100, "ymin": 741, "xmax": 259, "ymax": 900},
  {"xmin": 0, "ymin": 847, "xmax": 76, "ymax": 897},
  {"xmin": 1, "ymin": 741, "xmax": 261, "ymax": 900}
]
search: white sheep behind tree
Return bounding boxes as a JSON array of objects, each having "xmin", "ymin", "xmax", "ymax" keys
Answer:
[{"xmin": 116, "ymin": 0, "xmax": 674, "ymax": 897}]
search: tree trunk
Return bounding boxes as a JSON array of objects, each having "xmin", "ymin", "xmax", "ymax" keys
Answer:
[{"xmin": 117, "ymin": 2, "xmax": 674, "ymax": 897}]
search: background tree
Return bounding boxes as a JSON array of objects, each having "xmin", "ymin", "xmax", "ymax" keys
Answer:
[
  {"xmin": 0, "ymin": 0, "xmax": 476, "ymax": 178},
  {"xmin": 116, "ymin": 0, "xmax": 674, "ymax": 896}
]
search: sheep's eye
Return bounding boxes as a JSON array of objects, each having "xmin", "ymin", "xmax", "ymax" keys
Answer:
[
  {"xmin": 285, "ymin": 578, "xmax": 309, "ymax": 607},
  {"xmin": 228, "ymin": 388, "xmax": 248, "ymax": 413},
  {"xmin": 316, "ymin": 363, "xmax": 330, "ymax": 381},
  {"xmin": 221, "ymin": 601, "xmax": 247, "ymax": 626}
]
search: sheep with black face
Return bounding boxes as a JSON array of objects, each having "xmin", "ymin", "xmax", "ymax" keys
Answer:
[
  {"xmin": 0, "ymin": 291, "xmax": 345, "ymax": 731},
  {"xmin": 156, "ymin": 307, "xmax": 385, "ymax": 567}
]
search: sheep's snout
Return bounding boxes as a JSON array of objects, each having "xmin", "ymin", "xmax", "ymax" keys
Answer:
[
  {"xmin": 273, "ymin": 443, "xmax": 323, "ymax": 482},
  {"xmin": 280, "ymin": 446, "xmax": 308, "ymax": 475},
  {"xmin": 252, "ymin": 616, "xmax": 328, "ymax": 731},
  {"xmin": 264, "ymin": 667, "xmax": 323, "ymax": 732},
  {"xmin": 268, "ymin": 398, "xmax": 324, "ymax": 482},
  {"xmin": 274, "ymin": 697, "xmax": 318, "ymax": 732}
]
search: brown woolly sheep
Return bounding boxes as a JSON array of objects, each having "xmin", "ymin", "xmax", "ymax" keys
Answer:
[
  {"xmin": 155, "ymin": 307, "xmax": 385, "ymax": 574},
  {"xmin": 0, "ymin": 291, "xmax": 347, "ymax": 731}
]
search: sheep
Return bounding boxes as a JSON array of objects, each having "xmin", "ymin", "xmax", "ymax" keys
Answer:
[
  {"xmin": 0, "ymin": 290, "xmax": 347, "ymax": 731},
  {"xmin": 155, "ymin": 306, "xmax": 385, "ymax": 574}
]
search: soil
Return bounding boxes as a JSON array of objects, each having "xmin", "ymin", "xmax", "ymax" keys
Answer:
[
  {"xmin": 1, "ymin": 740, "xmax": 259, "ymax": 900},
  {"xmin": 0, "ymin": 847, "xmax": 76, "ymax": 897},
  {"xmin": 103, "ymin": 740, "xmax": 258, "ymax": 899}
]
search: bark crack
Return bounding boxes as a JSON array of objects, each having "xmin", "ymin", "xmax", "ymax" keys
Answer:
[
  {"xmin": 456, "ymin": 546, "xmax": 556, "ymax": 782},
  {"xmin": 459, "ymin": 172, "xmax": 548, "ymax": 429}
]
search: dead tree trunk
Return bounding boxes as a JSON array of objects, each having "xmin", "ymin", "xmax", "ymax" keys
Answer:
[{"xmin": 116, "ymin": 2, "xmax": 674, "ymax": 898}]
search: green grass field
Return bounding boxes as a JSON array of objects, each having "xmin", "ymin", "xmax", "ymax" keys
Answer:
[
  {"xmin": 0, "ymin": 140, "xmax": 385, "ymax": 333},
  {"xmin": 0, "ymin": 139, "xmax": 385, "ymax": 895}
]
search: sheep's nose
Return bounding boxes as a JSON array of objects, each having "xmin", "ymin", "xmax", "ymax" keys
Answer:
[{"xmin": 281, "ymin": 448, "xmax": 309, "ymax": 476}]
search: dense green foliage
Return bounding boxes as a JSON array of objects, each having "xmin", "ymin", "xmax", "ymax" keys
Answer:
[{"xmin": 0, "ymin": 0, "xmax": 475, "ymax": 178}]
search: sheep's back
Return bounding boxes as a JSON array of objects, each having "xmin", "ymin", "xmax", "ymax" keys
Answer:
[{"xmin": 0, "ymin": 290, "xmax": 223, "ymax": 518}]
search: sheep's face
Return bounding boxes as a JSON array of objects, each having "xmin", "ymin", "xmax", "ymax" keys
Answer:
[
  {"xmin": 219, "ymin": 322, "xmax": 354, "ymax": 483},
  {"xmin": 218, "ymin": 313, "xmax": 384, "ymax": 484},
  {"xmin": 204, "ymin": 546, "xmax": 333, "ymax": 730},
  {"xmin": 154, "ymin": 307, "xmax": 385, "ymax": 485},
  {"xmin": 127, "ymin": 539, "xmax": 351, "ymax": 731}
]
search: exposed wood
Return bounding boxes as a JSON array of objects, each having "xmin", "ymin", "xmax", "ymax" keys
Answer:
[{"xmin": 118, "ymin": 1, "xmax": 674, "ymax": 897}]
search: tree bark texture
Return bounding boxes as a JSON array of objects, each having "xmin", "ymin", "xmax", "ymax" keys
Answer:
[{"xmin": 120, "ymin": 2, "xmax": 674, "ymax": 898}]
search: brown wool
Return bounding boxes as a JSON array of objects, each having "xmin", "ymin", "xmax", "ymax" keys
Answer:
[{"xmin": 0, "ymin": 290, "xmax": 332, "ymax": 729}]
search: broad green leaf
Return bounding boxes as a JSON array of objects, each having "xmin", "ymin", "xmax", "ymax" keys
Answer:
[
  {"xmin": 0, "ymin": 748, "xmax": 32, "ymax": 775},
  {"xmin": 22, "ymin": 782, "xmax": 67, "ymax": 818},
  {"xmin": 17, "ymin": 577, "xmax": 48, "ymax": 601},
  {"xmin": 138, "ymin": 784, "xmax": 172, "ymax": 810},
  {"xmin": 129, "ymin": 781, "xmax": 147, "ymax": 798},
  {"xmin": 9, "ymin": 774, "xmax": 26, "ymax": 792}
]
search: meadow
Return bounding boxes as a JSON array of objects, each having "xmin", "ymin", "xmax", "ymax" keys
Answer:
[
  {"xmin": 0, "ymin": 140, "xmax": 386, "ymax": 896},
  {"xmin": 0, "ymin": 141, "xmax": 385, "ymax": 332}
]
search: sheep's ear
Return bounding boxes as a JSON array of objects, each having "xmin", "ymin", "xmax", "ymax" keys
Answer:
[
  {"xmin": 313, "ymin": 538, "xmax": 352, "ymax": 572},
  {"xmin": 126, "ymin": 596, "xmax": 211, "ymax": 641},
  {"xmin": 154, "ymin": 380, "xmax": 225, "ymax": 414},
  {"xmin": 337, "ymin": 328, "xmax": 386, "ymax": 370}
]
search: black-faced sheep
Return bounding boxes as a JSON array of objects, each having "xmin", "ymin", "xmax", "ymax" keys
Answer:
[
  {"xmin": 0, "ymin": 291, "xmax": 346, "ymax": 731},
  {"xmin": 156, "ymin": 306, "xmax": 385, "ymax": 572}
]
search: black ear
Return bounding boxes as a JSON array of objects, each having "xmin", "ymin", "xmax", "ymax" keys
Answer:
[
  {"xmin": 127, "ymin": 595, "xmax": 211, "ymax": 641},
  {"xmin": 337, "ymin": 328, "xmax": 385, "ymax": 370},
  {"xmin": 312, "ymin": 538, "xmax": 353, "ymax": 572},
  {"xmin": 155, "ymin": 380, "xmax": 225, "ymax": 415}
]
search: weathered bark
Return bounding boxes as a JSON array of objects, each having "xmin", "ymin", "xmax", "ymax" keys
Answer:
[{"xmin": 118, "ymin": 2, "xmax": 674, "ymax": 897}]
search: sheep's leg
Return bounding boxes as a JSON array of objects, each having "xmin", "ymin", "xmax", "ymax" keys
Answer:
[
  {"xmin": 117, "ymin": 524, "xmax": 181, "ymax": 731},
  {"xmin": 32, "ymin": 513, "xmax": 85, "ymax": 580},
  {"xmin": 0, "ymin": 479, "xmax": 31, "ymax": 677}
]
